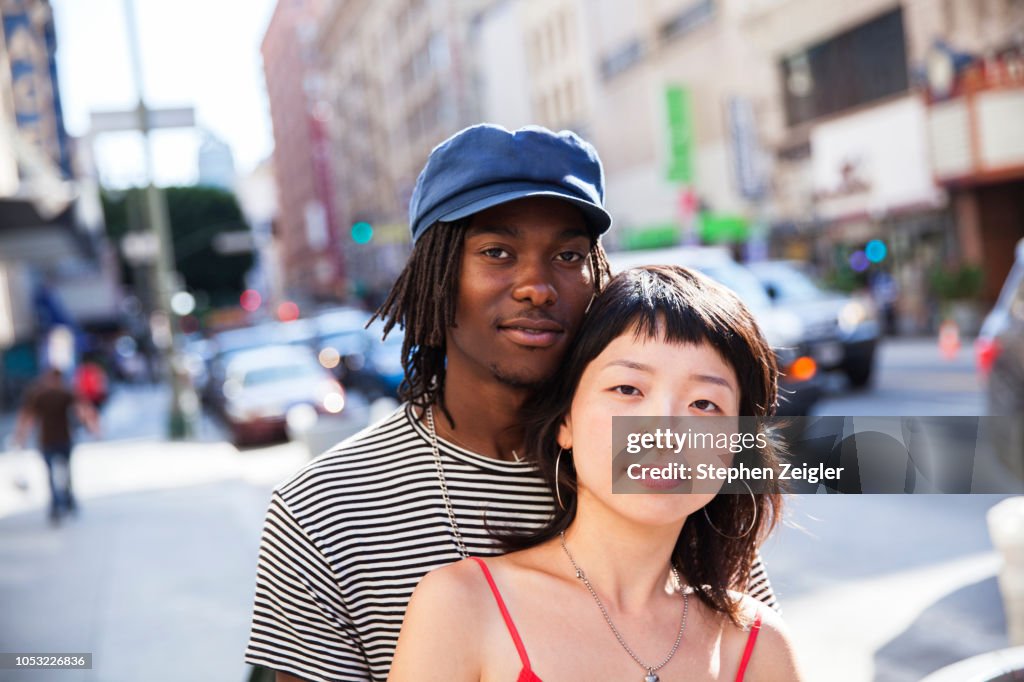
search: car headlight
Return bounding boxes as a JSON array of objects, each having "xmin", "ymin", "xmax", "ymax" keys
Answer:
[
  {"xmin": 838, "ymin": 302, "xmax": 868, "ymax": 333},
  {"xmin": 318, "ymin": 381, "xmax": 345, "ymax": 414},
  {"xmin": 322, "ymin": 392, "xmax": 345, "ymax": 414}
]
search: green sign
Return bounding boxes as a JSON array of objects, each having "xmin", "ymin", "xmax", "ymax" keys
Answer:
[
  {"xmin": 699, "ymin": 213, "xmax": 750, "ymax": 243},
  {"xmin": 621, "ymin": 222, "xmax": 681, "ymax": 250},
  {"xmin": 665, "ymin": 85, "xmax": 694, "ymax": 183}
]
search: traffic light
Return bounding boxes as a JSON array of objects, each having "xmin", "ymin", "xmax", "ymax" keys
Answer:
[
  {"xmin": 351, "ymin": 221, "xmax": 373, "ymax": 244},
  {"xmin": 865, "ymin": 239, "xmax": 888, "ymax": 263}
]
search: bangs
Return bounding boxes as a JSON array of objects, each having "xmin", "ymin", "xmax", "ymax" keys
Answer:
[
  {"xmin": 601, "ymin": 267, "xmax": 749, "ymax": 363},
  {"xmin": 557, "ymin": 265, "xmax": 776, "ymax": 417}
]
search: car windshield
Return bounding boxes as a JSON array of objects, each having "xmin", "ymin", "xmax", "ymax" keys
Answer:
[
  {"xmin": 215, "ymin": 326, "xmax": 279, "ymax": 353},
  {"xmin": 323, "ymin": 330, "xmax": 367, "ymax": 353},
  {"xmin": 242, "ymin": 362, "xmax": 320, "ymax": 387},
  {"xmin": 752, "ymin": 264, "xmax": 825, "ymax": 303},
  {"xmin": 695, "ymin": 263, "xmax": 772, "ymax": 309}
]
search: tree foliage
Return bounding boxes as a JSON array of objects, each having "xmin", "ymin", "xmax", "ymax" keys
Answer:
[{"xmin": 101, "ymin": 186, "xmax": 254, "ymax": 305}]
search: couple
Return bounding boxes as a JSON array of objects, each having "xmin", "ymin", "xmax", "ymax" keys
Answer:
[{"xmin": 245, "ymin": 125, "xmax": 802, "ymax": 681}]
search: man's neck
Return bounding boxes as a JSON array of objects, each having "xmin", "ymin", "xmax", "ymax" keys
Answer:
[{"xmin": 434, "ymin": 365, "xmax": 530, "ymax": 462}]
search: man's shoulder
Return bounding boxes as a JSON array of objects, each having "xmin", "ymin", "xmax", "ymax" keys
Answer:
[{"xmin": 274, "ymin": 402, "xmax": 429, "ymax": 500}]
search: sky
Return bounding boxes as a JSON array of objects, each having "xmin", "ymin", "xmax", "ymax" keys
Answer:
[{"xmin": 51, "ymin": 0, "xmax": 278, "ymax": 188}]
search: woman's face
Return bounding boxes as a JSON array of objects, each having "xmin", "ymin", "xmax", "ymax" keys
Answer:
[{"xmin": 558, "ymin": 327, "xmax": 741, "ymax": 527}]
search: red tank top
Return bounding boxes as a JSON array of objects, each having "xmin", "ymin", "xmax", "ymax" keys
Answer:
[{"xmin": 469, "ymin": 557, "xmax": 763, "ymax": 682}]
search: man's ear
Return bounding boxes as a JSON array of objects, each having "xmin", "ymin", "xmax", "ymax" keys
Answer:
[{"xmin": 557, "ymin": 413, "xmax": 573, "ymax": 450}]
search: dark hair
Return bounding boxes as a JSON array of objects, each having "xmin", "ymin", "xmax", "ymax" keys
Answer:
[
  {"xmin": 500, "ymin": 265, "xmax": 783, "ymax": 626},
  {"xmin": 370, "ymin": 218, "xmax": 612, "ymax": 425}
]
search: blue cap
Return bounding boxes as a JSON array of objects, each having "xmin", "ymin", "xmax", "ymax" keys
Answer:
[{"xmin": 408, "ymin": 124, "xmax": 612, "ymax": 242}]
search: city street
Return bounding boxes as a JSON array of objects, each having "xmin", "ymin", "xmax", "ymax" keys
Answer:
[
  {"xmin": 811, "ymin": 337, "xmax": 985, "ymax": 417},
  {"xmin": 0, "ymin": 338, "xmax": 1015, "ymax": 682},
  {"xmin": 4, "ymin": 2, "xmax": 1023, "ymax": 680}
]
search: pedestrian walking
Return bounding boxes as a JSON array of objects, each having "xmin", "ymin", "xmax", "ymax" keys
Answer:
[
  {"xmin": 244, "ymin": 124, "xmax": 780, "ymax": 681},
  {"xmin": 12, "ymin": 367, "xmax": 100, "ymax": 524}
]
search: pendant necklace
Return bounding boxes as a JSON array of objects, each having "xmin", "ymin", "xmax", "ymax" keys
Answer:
[{"xmin": 560, "ymin": 531, "xmax": 689, "ymax": 682}]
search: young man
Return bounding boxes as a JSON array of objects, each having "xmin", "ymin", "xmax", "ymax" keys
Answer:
[
  {"xmin": 13, "ymin": 367, "xmax": 100, "ymax": 524},
  {"xmin": 245, "ymin": 125, "xmax": 778, "ymax": 681}
]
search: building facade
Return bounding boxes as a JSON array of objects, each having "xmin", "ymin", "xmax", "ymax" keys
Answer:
[
  {"xmin": 265, "ymin": 0, "xmax": 1023, "ymax": 326},
  {"xmin": 0, "ymin": 0, "xmax": 119, "ymax": 406},
  {"xmin": 261, "ymin": 0, "xmax": 344, "ymax": 301},
  {"xmin": 313, "ymin": 0, "xmax": 492, "ymax": 303}
]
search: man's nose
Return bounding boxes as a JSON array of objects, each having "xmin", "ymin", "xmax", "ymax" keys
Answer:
[{"xmin": 511, "ymin": 260, "xmax": 558, "ymax": 307}]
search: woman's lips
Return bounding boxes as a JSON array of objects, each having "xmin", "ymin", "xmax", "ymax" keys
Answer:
[{"xmin": 635, "ymin": 466, "xmax": 685, "ymax": 491}]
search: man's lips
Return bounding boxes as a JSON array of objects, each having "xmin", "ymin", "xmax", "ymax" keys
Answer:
[{"xmin": 497, "ymin": 317, "xmax": 565, "ymax": 348}]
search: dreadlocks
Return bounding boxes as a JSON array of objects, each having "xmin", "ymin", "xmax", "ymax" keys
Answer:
[{"xmin": 370, "ymin": 219, "xmax": 613, "ymax": 426}]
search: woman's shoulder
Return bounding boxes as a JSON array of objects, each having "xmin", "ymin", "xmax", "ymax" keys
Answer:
[
  {"xmin": 725, "ymin": 591, "xmax": 804, "ymax": 681},
  {"xmin": 413, "ymin": 557, "xmax": 495, "ymax": 607},
  {"xmin": 402, "ymin": 559, "xmax": 498, "ymax": 648}
]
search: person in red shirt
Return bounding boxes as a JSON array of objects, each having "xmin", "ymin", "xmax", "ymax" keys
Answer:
[
  {"xmin": 13, "ymin": 368, "xmax": 101, "ymax": 524},
  {"xmin": 74, "ymin": 359, "xmax": 109, "ymax": 408}
]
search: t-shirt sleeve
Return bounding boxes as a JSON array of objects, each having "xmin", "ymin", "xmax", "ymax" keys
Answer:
[
  {"xmin": 245, "ymin": 491, "xmax": 371, "ymax": 681},
  {"xmin": 745, "ymin": 550, "xmax": 781, "ymax": 614}
]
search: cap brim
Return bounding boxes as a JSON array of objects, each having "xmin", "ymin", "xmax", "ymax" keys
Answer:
[{"xmin": 438, "ymin": 189, "xmax": 612, "ymax": 235}]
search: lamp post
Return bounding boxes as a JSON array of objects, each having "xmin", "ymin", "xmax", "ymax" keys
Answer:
[{"xmin": 119, "ymin": 0, "xmax": 197, "ymax": 438}]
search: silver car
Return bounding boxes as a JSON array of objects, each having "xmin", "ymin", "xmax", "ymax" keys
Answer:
[{"xmin": 219, "ymin": 345, "xmax": 346, "ymax": 446}]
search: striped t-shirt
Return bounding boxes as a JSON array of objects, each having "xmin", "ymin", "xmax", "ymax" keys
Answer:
[{"xmin": 244, "ymin": 404, "xmax": 779, "ymax": 682}]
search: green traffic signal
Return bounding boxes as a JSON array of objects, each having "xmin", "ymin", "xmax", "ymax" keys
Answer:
[{"xmin": 351, "ymin": 221, "xmax": 373, "ymax": 244}]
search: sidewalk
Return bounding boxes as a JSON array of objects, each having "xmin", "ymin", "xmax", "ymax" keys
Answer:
[
  {"xmin": 763, "ymin": 494, "xmax": 1012, "ymax": 681},
  {"xmin": 0, "ymin": 450, "xmax": 298, "ymax": 682},
  {"xmin": 0, "ymin": 384, "xmax": 312, "ymax": 682}
]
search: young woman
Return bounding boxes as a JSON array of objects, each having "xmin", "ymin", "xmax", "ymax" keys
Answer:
[{"xmin": 389, "ymin": 265, "xmax": 803, "ymax": 681}]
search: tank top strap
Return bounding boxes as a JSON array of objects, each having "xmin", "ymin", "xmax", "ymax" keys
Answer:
[
  {"xmin": 735, "ymin": 610, "xmax": 764, "ymax": 681},
  {"xmin": 468, "ymin": 557, "xmax": 534, "ymax": 673}
]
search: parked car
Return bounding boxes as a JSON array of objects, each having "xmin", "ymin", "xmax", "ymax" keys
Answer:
[
  {"xmin": 363, "ymin": 320, "xmax": 406, "ymax": 398},
  {"xmin": 218, "ymin": 344, "xmax": 346, "ymax": 446},
  {"xmin": 748, "ymin": 260, "xmax": 879, "ymax": 387},
  {"xmin": 202, "ymin": 324, "xmax": 280, "ymax": 409},
  {"xmin": 608, "ymin": 247, "xmax": 825, "ymax": 415},
  {"xmin": 313, "ymin": 310, "xmax": 406, "ymax": 400},
  {"xmin": 976, "ymin": 238, "xmax": 1024, "ymax": 481}
]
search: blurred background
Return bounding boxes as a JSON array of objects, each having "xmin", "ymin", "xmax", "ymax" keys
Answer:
[{"xmin": 2, "ymin": 0, "xmax": 1024, "ymax": 680}]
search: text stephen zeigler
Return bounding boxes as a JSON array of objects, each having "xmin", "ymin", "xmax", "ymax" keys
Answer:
[{"xmin": 623, "ymin": 428, "xmax": 844, "ymax": 485}]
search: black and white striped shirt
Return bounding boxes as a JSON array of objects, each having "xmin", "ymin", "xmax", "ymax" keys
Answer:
[{"xmin": 245, "ymin": 404, "xmax": 778, "ymax": 681}]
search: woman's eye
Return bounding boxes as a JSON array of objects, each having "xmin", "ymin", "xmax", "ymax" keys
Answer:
[
  {"xmin": 611, "ymin": 385, "xmax": 642, "ymax": 397},
  {"xmin": 692, "ymin": 400, "xmax": 720, "ymax": 413},
  {"xmin": 556, "ymin": 251, "xmax": 585, "ymax": 263},
  {"xmin": 481, "ymin": 247, "xmax": 510, "ymax": 259}
]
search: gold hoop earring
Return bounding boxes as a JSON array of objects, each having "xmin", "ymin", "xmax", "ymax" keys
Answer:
[{"xmin": 703, "ymin": 478, "xmax": 757, "ymax": 539}]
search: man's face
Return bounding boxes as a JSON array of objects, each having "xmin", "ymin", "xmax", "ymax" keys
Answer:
[{"xmin": 448, "ymin": 196, "xmax": 596, "ymax": 389}]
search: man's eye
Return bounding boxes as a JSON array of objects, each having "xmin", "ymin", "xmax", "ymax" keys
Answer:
[
  {"xmin": 692, "ymin": 400, "xmax": 720, "ymax": 413},
  {"xmin": 556, "ymin": 251, "xmax": 585, "ymax": 263},
  {"xmin": 481, "ymin": 248, "xmax": 510, "ymax": 259},
  {"xmin": 612, "ymin": 385, "xmax": 642, "ymax": 396}
]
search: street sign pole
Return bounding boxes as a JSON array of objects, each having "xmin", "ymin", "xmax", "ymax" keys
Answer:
[{"xmin": 114, "ymin": 0, "xmax": 198, "ymax": 438}]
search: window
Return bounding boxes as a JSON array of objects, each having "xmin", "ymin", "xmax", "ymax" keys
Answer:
[
  {"xmin": 600, "ymin": 39, "xmax": 644, "ymax": 80},
  {"xmin": 780, "ymin": 8, "xmax": 909, "ymax": 126},
  {"xmin": 659, "ymin": 0, "xmax": 715, "ymax": 43}
]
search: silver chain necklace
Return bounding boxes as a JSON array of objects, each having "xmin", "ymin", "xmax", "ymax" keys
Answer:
[
  {"xmin": 425, "ymin": 406, "xmax": 470, "ymax": 558},
  {"xmin": 559, "ymin": 531, "xmax": 688, "ymax": 682}
]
